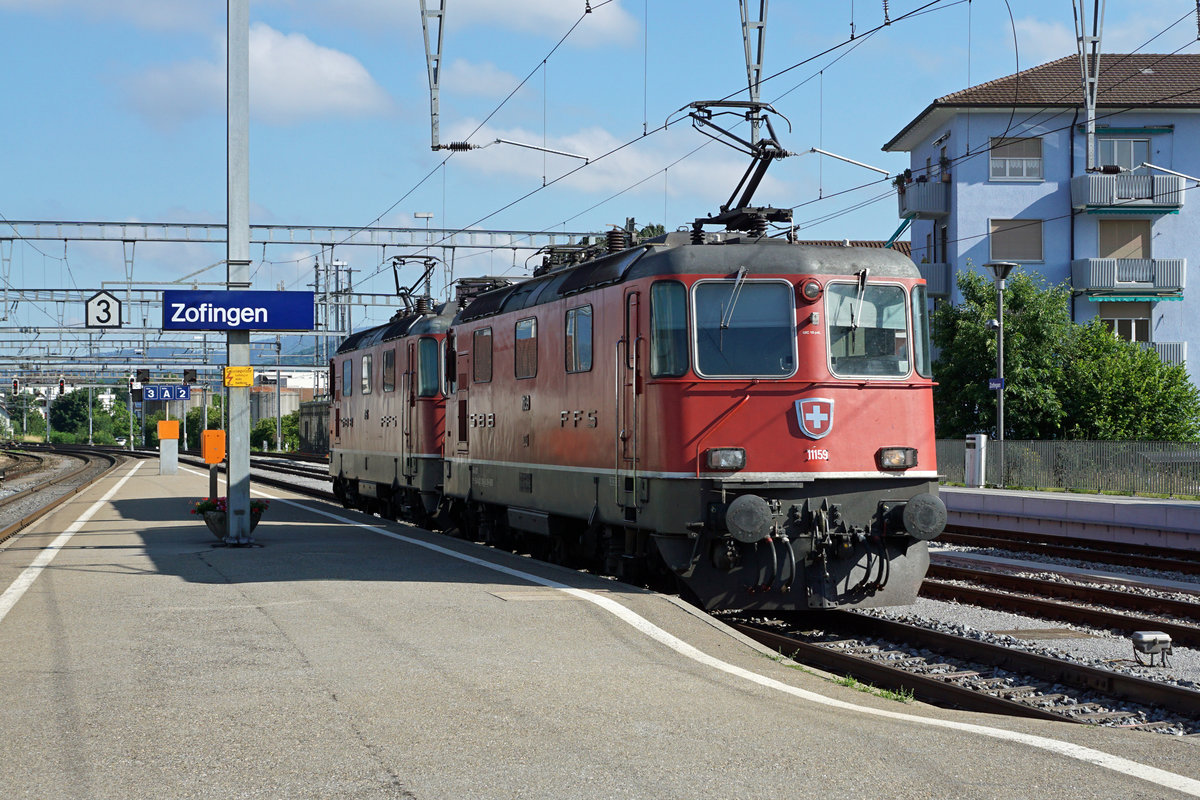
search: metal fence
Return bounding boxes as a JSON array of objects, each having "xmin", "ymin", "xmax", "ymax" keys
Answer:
[{"xmin": 935, "ymin": 439, "xmax": 1200, "ymax": 498}]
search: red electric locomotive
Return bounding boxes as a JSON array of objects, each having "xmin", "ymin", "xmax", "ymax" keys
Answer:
[
  {"xmin": 329, "ymin": 297, "xmax": 454, "ymax": 527},
  {"xmin": 436, "ymin": 225, "xmax": 945, "ymax": 611}
]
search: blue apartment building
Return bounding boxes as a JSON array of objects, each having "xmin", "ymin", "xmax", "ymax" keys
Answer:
[{"xmin": 883, "ymin": 54, "xmax": 1200, "ymax": 385}]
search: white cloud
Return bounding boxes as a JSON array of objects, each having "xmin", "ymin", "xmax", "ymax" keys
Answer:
[
  {"xmin": 444, "ymin": 120, "xmax": 785, "ymax": 211},
  {"xmin": 125, "ymin": 23, "xmax": 394, "ymax": 127},
  {"xmin": 451, "ymin": 0, "xmax": 638, "ymax": 46},
  {"xmin": 443, "ymin": 60, "xmax": 522, "ymax": 99},
  {"xmin": 1012, "ymin": 18, "xmax": 1076, "ymax": 66}
]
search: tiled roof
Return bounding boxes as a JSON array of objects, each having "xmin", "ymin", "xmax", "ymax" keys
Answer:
[
  {"xmin": 937, "ymin": 54, "xmax": 1200, "ymax": 107},
  {"xmin": 796, "ymin": 240, "xmax": 911, "ymax": 258},
  {"xmin": 884, "ymin": 54, "xmax": 1200, "ymax": 151}
]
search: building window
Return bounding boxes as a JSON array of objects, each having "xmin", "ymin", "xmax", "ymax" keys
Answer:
[
  {"xmin": 515, "ymin": 318, "xmax": 537, "ymax": 379},
  {"xmin": 1099, "ymin": 139, "xmax": 1149, "ymax": 175},
  {"xmin": 473, "ymin": 328, "xmax": 493, "ymax": 383},
  {"xmin": 1098, "ymin": 219, "xmax": 1151, "ymax": 259},
  {"xmin": 383, "ymin": 348, "xmax": 396, "ymax": 392},
  {"xmin": 989, "ymin": 219, "xmax": 1043, "ymax": 262},
  {"xmin": 418, "ymin": 337, "xmax": 440, "ymax": 396},
  {"xmin": 989, "ymin": 137, "xmax": 1043, "ymax": 180},
  {"xmin": 342, "ymin": 359, "xmax": 353, "ymax": 397},
  {"xmin": 361, "ymin": 354, "xmax": 373, "ymax": 395},
  {"xmin": 1099, "ymin": 301, "xmax": 1151, "ymax": 343},
  {"xmin": 566, "ymin": 305, "xmax": 593, "ymax": 373}
]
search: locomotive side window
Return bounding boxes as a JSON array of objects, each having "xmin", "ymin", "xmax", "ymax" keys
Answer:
[
  {"xmin": 383, "ymin": 349, "xmax": 396, "ymax": 392},
  {"xmin": 693, "ymin": 280, "xmax": 795, "ymax": 378},
  {"xmin": 565, "ymin": 305, "xmax": 592, "ymax": 373},
  {"xmin": 361, "ymin": 354, "xmax": 373, "ymax": 394},
  {"xmin": 418, "ymin": 337, "xmax": 440, "ymax": 396},
  {"xmin": 911, "ymin": 285, "xmax": 933, "ymax": 378},
  {"xmin": 826, "ymin": 283, "xmax": 910, "ymax": 378},
  {"xmin": 342, "ymin": 359, "xmax": 353, "ymax": 397},
  {"xmin": 515, "ymin": 317, "xmax": 537, "ymax": 379},
  {"xmin": 650, "ymin": 281, "xmax": 688, "ymax": 377},
  {"xmin": 473, "ymin": 328, "xmax": 493, "ymax": 383}
]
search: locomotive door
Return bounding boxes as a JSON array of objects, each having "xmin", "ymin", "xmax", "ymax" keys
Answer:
[
  {"xmin": 616, "ymin": 290, "xmax": 642, "ymax": 512},
  {"xmin": 402, "ymin": 341, "xmax": 417, "ymax": 479}
]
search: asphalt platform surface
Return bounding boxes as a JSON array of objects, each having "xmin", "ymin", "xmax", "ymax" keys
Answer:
[{"xmin": 2, "ymin": 458, "xmax": 1199, "ymax": 800}]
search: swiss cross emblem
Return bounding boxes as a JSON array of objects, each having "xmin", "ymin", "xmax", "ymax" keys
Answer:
[{"xmin": 796, "ymin": 398, "xmax": 834, "ymax": 439}]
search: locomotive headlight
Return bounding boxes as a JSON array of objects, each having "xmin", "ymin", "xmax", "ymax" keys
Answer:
[
  {"xmin": 799, "ymin": 278, "xmax": 822, "ymax": 302},
  {"xmin": 877, "ymin": 447, "xmax": 918, "ymax": 470},
  {"xmin": 706, "ymin": 447, "xmax": 746, "ymax": 471}
]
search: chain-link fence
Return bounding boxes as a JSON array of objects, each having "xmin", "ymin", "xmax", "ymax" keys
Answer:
[{"xmin": 935, "ymin": 439, "xmax": 1200, "ymax": 498}]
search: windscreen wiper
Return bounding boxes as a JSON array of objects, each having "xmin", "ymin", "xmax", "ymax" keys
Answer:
[{"xmin": 850, "ymin": 268, "xmax": 869, "ymax": 331}]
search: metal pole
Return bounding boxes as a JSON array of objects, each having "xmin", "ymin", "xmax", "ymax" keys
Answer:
[
  {"xmin": 275, "ymin": 338, "xmax": 282, "ymax": 452},
  {"xmin": 226, "ymin": 0, "xmax": 252, "ymax": 543},
  {"xmin": 996, "ymin": 277, "xmax": 1005, "ymax": 486},
  {"xmin": 88, "ymin": 385, "xmax": 93, "ymax": 445}
]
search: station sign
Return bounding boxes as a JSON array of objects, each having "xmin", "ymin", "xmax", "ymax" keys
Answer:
[
  {"xmin": 162, "ymin": 290, "xmax": 315, "ymax": 331},
  {"xmin": 988, "ymin": 377, "xmax": 1005, "ymax": 391},
  {"xmin": 143, "ymin": 384, "xmax": 192, "ymax": 401}
]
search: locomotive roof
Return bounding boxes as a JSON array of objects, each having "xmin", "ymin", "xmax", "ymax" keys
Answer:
[
  {"xmin": 456, "ymin": 238, "xmax": 920, "ymax": 323},
  {"xmin": 335, "ymin": 302, "xmax": 454, "ymax": 355}
]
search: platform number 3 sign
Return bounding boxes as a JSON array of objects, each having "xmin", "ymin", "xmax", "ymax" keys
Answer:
[{"xmin": 85, "ymin": 290, "xmax": 122, "ymax": 329}]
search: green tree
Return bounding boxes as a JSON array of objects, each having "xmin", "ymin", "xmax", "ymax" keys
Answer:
[
  {"xmin": 932, "ymin": 268, "xmax": 1200, "ymax": 441},
  {"xmin": 1063, "ymin": 320, "xmax": 1200, "ymax": 440},
  {"xmin": 932, "ymin": 269, "xmax": 1074, "ymax": 439},
  {"xmin": 47, "ymin": 389, "xmax": 96, "ymax": 435},
  {"xmin": 251, "ymin": 417, "xmax": 277, "ymax": 450}
]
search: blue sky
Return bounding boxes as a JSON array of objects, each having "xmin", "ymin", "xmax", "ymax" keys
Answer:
[{"xmin": 3, "ymin": 0, "xmax": 1198, "ymax": 333}]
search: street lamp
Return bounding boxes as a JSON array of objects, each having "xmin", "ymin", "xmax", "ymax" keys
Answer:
[{"xmin": 984, "ymin": 261, "xmax": 1017, "ymax": 486}]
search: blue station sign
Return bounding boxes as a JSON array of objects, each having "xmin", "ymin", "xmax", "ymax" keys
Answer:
[{"xmin": 162, "ymin": 290, "xmax": 315, "ymax": 331}]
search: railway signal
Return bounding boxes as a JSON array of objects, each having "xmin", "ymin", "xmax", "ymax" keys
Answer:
[
  {"xmin": 184, "ymin": 369, "xmax": 197, "ymax": 384},
  {"xmin": 59, "ymin": 379, "xmax": 66, "ymax": 395},
  {"xmin": 11, "ymin": 378, "xmax": 17, "ymax": 394}
]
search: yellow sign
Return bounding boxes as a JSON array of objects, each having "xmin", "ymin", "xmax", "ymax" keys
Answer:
[{"xmin": 223, "ymin": 366, "xmax": 254, "ymax": 387}]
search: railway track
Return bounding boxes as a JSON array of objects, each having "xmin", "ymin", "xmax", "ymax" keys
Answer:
[
  {"xmin": 940, "ymin": 526, "xmax": 1200, "ymax": 576},
  {"xmin": 923, "ymin": 562, "xmax": 1200, "ymax": 646},
  {"xmin": 732, "ymin": 613, "xmax": 1200, "ymax": 734},
  {"xmin": 0, "ymin": 446, "xmax": 127, "ymax": 546}
]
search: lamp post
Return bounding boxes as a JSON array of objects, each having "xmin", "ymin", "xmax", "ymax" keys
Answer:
[{"xmin": 984, "ymin": 261, "xmax": 1017, "ymax": 487}]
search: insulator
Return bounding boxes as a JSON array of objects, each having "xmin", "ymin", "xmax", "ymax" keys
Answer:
[
  {"xmin": 691, "ymin": 222, "xmax": 705, "ymax": 245},
  {"xmin": 748, "ymin": 215, "xmax": 768, "ymax": 238},
  {"xmin": 443, "ymin": 141, "xmax": 475, "ymax": 151},
  {"xmin": 414, "ymin": 297, "xmax": 432, "ymax": 314},
  {"xmin": 607, "ymin": 229, "xmax": 630, "ymax": 253}
]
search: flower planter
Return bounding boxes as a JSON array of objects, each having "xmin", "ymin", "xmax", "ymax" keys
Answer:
[{"xmin": 202, "ymin": 510, "xmax": 262, "ymax": 541}]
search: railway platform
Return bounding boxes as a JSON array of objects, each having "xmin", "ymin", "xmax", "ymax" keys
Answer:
[
  {"xmin": 943, "ymin": 486, "xmax": 1200, "ymax": 551},
  {"xmin": 2, "ymin": 458, "xmax": 1200, "ymax": 799}
]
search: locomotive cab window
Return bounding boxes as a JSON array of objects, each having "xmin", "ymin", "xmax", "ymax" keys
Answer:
[
  {"xmin": 473, "ymin": 328, "xmax": 493, "ymax": 383},
  {"xmin": 692, "ymin": 279, "xmax": 795, "ymax": 378},
  {"xmin": 911, "ymin": 285, "xmax": 932, "ymax": 378},
  {"xmin": 650, "ymin": 281, "xmax": 688, "ymax": 377},
  {"xmin": 383, "ymin": 348, "xmax": 396, "ymax": 392},
  {"xmin": 566, "ymin": 305, "xmax": 592, "ymax": 373},
  {"xmin": 361, "ymin": 354, "xmax": 373, "ymax": 394},
  {"xmin": 342, "ymin": 359, "xmax": 353, "ymax": 397},
  {"xmin": 515, "ymin": 317, "xmax": 537, "ymax": 379},
  {"xmin": 418, "ymin": 337, "xmax": 440, "ymax": 396},
  {"xmin": 827, "ymin": 282, "xmax": 910, "ymax": 378}
]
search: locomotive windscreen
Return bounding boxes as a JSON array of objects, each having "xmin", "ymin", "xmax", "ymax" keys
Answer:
[
  {"xmin": 693, "ymin": 280, "xmax": 796, "ymax": 377},
  {"xmin": 827, "ymin": 283, "xmax": 910, "ymax": 377}
]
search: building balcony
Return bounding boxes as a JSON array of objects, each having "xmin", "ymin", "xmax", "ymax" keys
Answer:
[
  {"xmin": 917, "ymin": 262, "xmax": 951, "ymax": 297},
  {"xmin": 1071, "ymin": 258, "xmax": 1186, "ymax": 294},
  {"xmin": 1149, "ymin": 341, "xmax": 1187, "ymax": 366},
  {"xmin": 1070, "ymin": 174, "xmax": 1185, "ymax": 213},
  {"xmin": 897, "ymin": 179, "xmax": 948, "ymax": 219}
]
